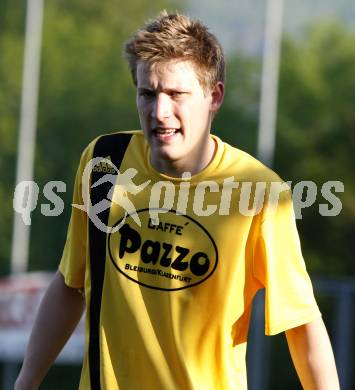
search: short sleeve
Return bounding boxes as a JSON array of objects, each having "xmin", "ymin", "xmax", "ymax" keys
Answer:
[
  {"xmin": 253, "ymin": 189, "xmax": 321, "ymax": 335},
  {"xmin": 58, "ymin": 146, "xmax": 92, "ymax": 289}
]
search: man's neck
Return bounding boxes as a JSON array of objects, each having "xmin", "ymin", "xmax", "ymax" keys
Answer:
[{"xmin": 151, "ymin": 137, "xmax": 216, "ymax": 178}]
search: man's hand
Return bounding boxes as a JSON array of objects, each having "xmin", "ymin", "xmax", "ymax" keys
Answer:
[
  {"xmin": 15, "ymin": 271, "xmax": 85, "ymax": 390},
  {"xmin": 285, "ymin": 317, "xmax": 339, "ymax": 390}
]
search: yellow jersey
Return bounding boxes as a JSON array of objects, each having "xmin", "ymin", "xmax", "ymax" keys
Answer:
[{"xmin": 59, "ymin": 130, "xmax": 321, "ymax": 389}]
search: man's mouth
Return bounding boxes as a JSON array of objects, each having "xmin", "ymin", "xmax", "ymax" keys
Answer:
[{"xmin": 153, "ymin": 128, "xmax": 181, "ymax": 140}]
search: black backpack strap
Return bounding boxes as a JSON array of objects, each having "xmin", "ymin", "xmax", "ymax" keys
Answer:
[{"xmin": 88, "ymin": 132, "xmax": 132, "ymax": 390}]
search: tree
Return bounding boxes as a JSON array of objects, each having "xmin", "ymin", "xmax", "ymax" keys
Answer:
[
  {"xmin": 275, "ymin": 22, "xmax": 355, "ymax": 275},
  {"xmin": 0, "ymin": 0, "xmax": 183, "ymax": 275}
]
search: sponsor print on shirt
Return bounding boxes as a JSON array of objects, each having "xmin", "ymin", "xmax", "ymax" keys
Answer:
[{"xmin": 108, "ymin": 209, "xmax": 218, "ymax": 291}]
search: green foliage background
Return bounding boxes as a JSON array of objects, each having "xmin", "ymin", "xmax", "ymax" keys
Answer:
[
  {"xmin": 0, "ymin": 1, "xmax": 354, "ymax": 388},
  {"xmin": 217, "ymin": 23, "xmax": 355, "ymax": 277},
  {"xmin": 0, "ymin": 0, "xmax": 173, "ymax": 275},
  {"xmin": 275, "ymin": 23, "xmax": 355, "ymax": 276}
]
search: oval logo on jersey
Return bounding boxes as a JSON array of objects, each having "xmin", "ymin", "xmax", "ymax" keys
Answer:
[{"xmin": 108, "ymin": 209, "xmax": 218, "ymax": 291}]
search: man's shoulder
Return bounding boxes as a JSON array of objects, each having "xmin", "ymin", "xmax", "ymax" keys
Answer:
[
  {"xmin": 80, "ymin": 130, "xmax": 143, "ymax": 160},
  {"xmin": 217, "ymin": 137, "xmax": 284, "ymax": 184}
]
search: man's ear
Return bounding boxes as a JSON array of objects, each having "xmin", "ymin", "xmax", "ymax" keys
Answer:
[{"xmin": 210, "ymin": 81, "xmax": 225, "ymax": 112}]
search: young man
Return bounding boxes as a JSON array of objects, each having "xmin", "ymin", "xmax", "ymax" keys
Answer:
[{"xmin": 16, "ymin": 11, "xmax": 339, "ymax": 390}]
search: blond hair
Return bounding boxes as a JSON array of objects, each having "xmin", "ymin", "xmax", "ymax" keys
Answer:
[{"xmin": 124, "ymin": 11, "xmax": 225, "ymax": 91}]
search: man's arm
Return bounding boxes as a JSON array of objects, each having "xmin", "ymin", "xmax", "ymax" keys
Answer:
[
  {"xmin": 15, "ymin": 271, "xmax": 85, "ymax": 390},
  {"xmin": 285, "ymin": 316, "xmax": 340, "ymax": 390}
]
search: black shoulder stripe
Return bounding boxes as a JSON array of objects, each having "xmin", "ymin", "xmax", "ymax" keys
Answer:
[{"xmin": 88, "ymin": 132, "xmax": 133, "ymax": 390}]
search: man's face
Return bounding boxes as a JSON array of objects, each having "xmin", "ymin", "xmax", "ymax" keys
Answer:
[{"xmin": 136, "ymin": 60, "xmax": 223, "ymax": 176}]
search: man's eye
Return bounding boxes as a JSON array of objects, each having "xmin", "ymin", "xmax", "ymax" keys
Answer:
[
  {"xmin": 140, "ymin": 91, "xmax": 154, "ymax": 98},
  {"xmin": 171, "ymin": 91, "xmax": 185, "ymax": 98}
]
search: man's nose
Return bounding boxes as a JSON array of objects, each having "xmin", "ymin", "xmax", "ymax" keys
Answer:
[{"xmin": 152, "ymin": 93, "xmax": 172, "ymax": 121}]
